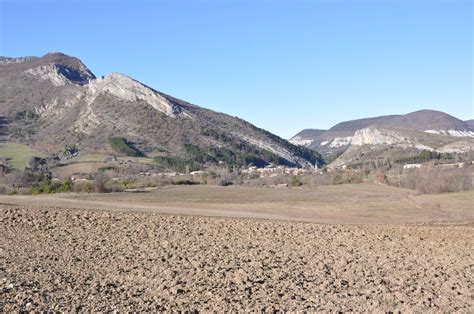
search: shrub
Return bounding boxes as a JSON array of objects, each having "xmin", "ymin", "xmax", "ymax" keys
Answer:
[
  {"xmin": 73, "ymin": 181, "xmax": 86, "ymax": 193},
  {"xmin": 5, "ymin": 169, "xmax": 51, "ymax": 192},
  {"xmin": 172, "ymin": 179, "xmax": 200, "ymax": 185},
  {"xmin": 108, "ymin": 137, "xmax": 142, "ymax": 157},
  {"xmin": 153, "ymin": 156, "xmax": 193, "ymax": 173},
  {"xmin": 29, "ymin": 179, "xmax": 72, "ymax": 194},
  {"xmin": 387, "ymin": 163, "xmax": 472, "ymax": 194},
  {"xmin": 395, "ymin": 150, "xmax": 453, "ymax": 165},
  {"xmin": 83, "ymin": 181, "xmax": 91, "ymax": 193},
  {"xmin": 289, "ymin": 175, "xmax": 302, "ymax": 187},
  {"xmin": 215, "ymin": 168, "xmax": 240, "ymax": 186},
  {"xmin": 92, "ymin": 172, "xmax": 109, "ymax": 193},
  {"xmin": 0, "ymin": 185, "xmax": 8, "ymax": 194},
  {"xmin": 331, "ymin": 170, "xmax": 365, "ymax": 185},
  {"xmin": 105, "ymin": 180, "xmax": 125, "ymax": 192}
]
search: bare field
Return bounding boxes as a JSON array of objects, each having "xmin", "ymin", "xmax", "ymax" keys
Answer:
[
  {"xmin": 1, "ymin": 184, "xmax": 473, "ymax": 311},
  {"xmin": 1, "ymin": 184, "xmax": 473, "ymax": 224}
]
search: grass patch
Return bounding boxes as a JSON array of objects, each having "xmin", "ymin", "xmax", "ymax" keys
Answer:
[
  {"xmin": 62, "ymin": 154, "xmax": 109, "ymax": 164},
  {"xmin": 117, "ymin": 156, "xmax": 154, "ymax": 164},
  {"xmin": 64, "ymin": 154, "xmax": 153, "ymax": 165},
  {"xmin": 0, "ymin": 142, "xmax": 45, "ymax": 169}
]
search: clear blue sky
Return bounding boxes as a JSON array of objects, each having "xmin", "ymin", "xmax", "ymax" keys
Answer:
[{"xmin": 1, "ymin": 0, "xmax": 472, "ymax": 138}]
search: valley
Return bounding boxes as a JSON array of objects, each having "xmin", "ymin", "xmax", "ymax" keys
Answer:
[{"xmin": 1, "ymin": 51, "xmax": 473, "ymax": 312}]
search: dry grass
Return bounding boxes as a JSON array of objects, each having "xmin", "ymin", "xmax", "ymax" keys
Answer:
[
  {"xmin": 62, "ymin": 154, "xmax": 153, "ymax": 165},
  {"xmin": 51, "ymin": 162, "xmax": 117, "ymax": 178},
  {"xmin": 1, "ymin": 184, "xmax": 472, "ymax": 224}
]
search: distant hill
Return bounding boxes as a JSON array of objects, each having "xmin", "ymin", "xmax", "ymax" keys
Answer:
[
  {"xmin": 329, "ymin": 110, "xmax": 469, "ymax": 133},
  {"xmin": 0, "ymin": 52, "xmax": 323, "ymax": 169},
  {"xmin": 290, "ymin": 110, "xmax": 474, "ymax": 166}
]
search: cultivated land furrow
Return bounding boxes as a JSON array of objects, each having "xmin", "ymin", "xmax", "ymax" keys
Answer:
[{"xmin": 1, "ymin": 204, "xmax": 473, "ymax": 312}]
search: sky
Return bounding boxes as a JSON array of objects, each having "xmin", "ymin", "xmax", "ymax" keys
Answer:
[{"xmin": 0, "ymin": 0, "xmax": 472, "ymax": 139}]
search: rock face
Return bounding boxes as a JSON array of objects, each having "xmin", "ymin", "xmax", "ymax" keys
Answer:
[
  {"xmin": 289, "ymin": 129, "xmax": 326, "ymax": 146},
  {"xmin": 425, "ymin": 129, "xmax": 474, "ymax": 137},
  {"xmin": 15, "ymin": 52, "xmax": 95, "ymax": 86},
  {"xmin": 25, "ymin": 62, "xmax": 95, "ymax": 86},
  {"xmin": 351, "ymin": 127, "xmax": 406, "ymax": 146},
  {"xmin": 328, "ymin": 126, "xmax": 474, "ymax": 168},
  {"xmin": 0, "ymin": 52, "xmax": 322, "ymax": 168},
  {"xmin": 88, "ymin": 73, "xmax": 184, "ymax": 117},
  {"xmin": 437, "ymin": 141, "xmax": 474, "ymax": 154}
]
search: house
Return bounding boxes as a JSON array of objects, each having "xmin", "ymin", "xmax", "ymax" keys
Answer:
[
  {"xmin": 190, "ymin": 170, "xmax": 205, "ymax": 176},
  {"xmin": 403, "ymin": 163, "xmax": 422, "ymax": 169}
]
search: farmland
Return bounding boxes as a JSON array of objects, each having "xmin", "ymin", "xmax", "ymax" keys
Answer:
[{"xmin": 1, "ymin": 184, "xmax": 473, "ymax": 311}]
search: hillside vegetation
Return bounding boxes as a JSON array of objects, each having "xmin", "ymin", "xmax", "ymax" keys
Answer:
[{"xmin": 108, "ymin": 137, "xmax": 143, "ymax": 157}]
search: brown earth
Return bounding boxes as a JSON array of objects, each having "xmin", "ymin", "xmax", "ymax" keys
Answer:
[{"xmin": 1, "ymin": 185, "xmax": 473, "ymax": 311}]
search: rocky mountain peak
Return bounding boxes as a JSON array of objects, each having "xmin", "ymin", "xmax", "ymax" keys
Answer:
[
  {"xmin": 88, "ymin": 73, "xmax": 184, "ymax": 117},
  {"xmin": 20, "ymin": 52, "xmax": 95, "ymax": 86},
  {"xmin": 391, "ymin": 109, "xmax": 468, "ymax": 131}
]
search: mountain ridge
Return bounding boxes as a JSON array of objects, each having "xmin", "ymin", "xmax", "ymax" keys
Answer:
[
  {"xmin": 290, "ymin": 110, "xmax": 474, "ymax": 166},
  {"xmin": 0, "ymin": 52, "xmax": 323, "ymax": 169},
  {"xmin": 292, "ymin": 110, "xmax": 473, "ymax": 150}
]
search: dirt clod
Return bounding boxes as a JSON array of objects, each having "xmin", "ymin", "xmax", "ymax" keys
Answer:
[{"xmin": 1, "ymin": 205, "xmax": 473, "ymax": 311}]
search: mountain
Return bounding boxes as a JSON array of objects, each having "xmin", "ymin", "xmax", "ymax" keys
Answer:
[
  {"xmin": 330, "ymin": 110, "xmax": 469, "ymax": 133},
  {"xmin": 291, "ymin": 110, "xmax": 474, "ymax": 158},
  {"xmin": 0, "ymin": 52, "xmax": 323, "ymax": 169},
  {"xmin": 466, "ymin": 120, "xmax": 474, "ymax": 128}
]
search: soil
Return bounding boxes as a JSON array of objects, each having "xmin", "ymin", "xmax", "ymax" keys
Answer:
[{"xmin": 2, "ymin": 204, "xmax": 472, "ymax": 311}]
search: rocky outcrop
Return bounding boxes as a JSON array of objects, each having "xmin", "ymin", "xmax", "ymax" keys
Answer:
[
  {"xmin": 88, "ymin": 73, "xmax": 185, "ymax": 117},
  {"xmin": 424, "ymin": 129, "xmax": 474, "ymax": 138},
  {"xmin": 289, "ymin": 135, "xmax": 314, "ymax": 146},
  {"xmin": 351, "ymin": 127, "xmax": 406, "ymax": 146},
  {"xmin": 437, "ymin": 141, "xmax": 474, "ymax": 154},
  {"xmin": 23, "ymin": 53, "xmax": 95, "ymax": 86}
]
